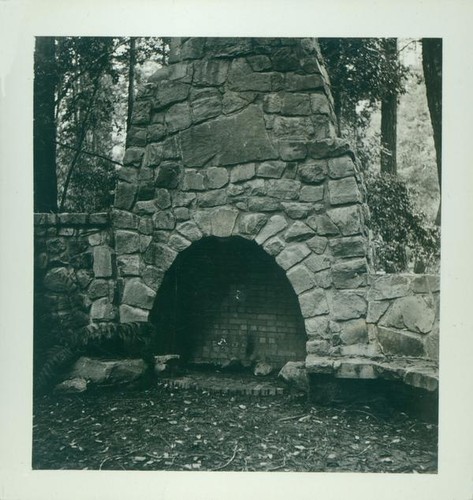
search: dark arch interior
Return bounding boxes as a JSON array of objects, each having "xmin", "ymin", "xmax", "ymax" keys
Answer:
[{"xmin": 150, "ymin": 236, "xmax": 306, "ymax": 369}]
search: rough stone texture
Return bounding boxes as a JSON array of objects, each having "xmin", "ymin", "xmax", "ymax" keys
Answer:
[
  {"xmin": 90, "ymin": 297, "xmax": 116, "ymax": 321},
  {"xmin": 68, "ymin": 357, "xmax": 148, "ymax": 385},
  {"xmin": 55, "ymin": 377, "xmax": 88, "ymax": 393},
  {"xmin": 380, "ymin": 296, "xmax": 435, "ymax": 334},
  {"xmin": 180, "ymin": 105, "xmax": 278, "ymax": 167},
  {"xmin": 115, "ymin": 230, "xmax": 140, "ymax": 254},
  {"xmin": 212, "ymin": 208, "xmax": 239, "ymax": 237},
  {"xmin": 122, "ymin": 278, "xmax": 156, "ymax": 310},
  {"xmin": 255, "ymin": 215, "xmax": 288, "ymax": 244},
  {"xmin": 328, "ymin": 177, "xmax": 361, "ymax": 205},
  {"xmin": 275, "ymin": 244, "xmax": 311, "ymax": 270},
  {"xmin": 278, "ymin": 361, "xmax": 309, "ymax": 392},
  {"xmin": 332, "ymin": 258, "xmax": 367, "ymax": 289},
  {"xmin": 119, "ymin": 304, "xmax": 149, "ymax": 322},
  {"xmin": 329, "ymin": 291, "xmax": 367, "ymax": 321},
  {"xmin": 298, "ymin": 288, "xmax": 329, "ymax": 318},
  {"xmin": 377, "ymin": 326, "xmax": 425, "ymax": 357},
  {"xmin": 338, "ymin": 319, "xmax": 369, "ymax": 345}
]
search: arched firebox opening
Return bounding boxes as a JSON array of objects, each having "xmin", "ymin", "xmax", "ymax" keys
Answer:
[{"xmin": 149, "ymin": 236, "xmax": 307, "ymax": 369}]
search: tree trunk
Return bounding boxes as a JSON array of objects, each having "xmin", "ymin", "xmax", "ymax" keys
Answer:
[
  {"xmin": 126, "ymin": 37, "xmax": 136, "ymax": 132},
  {"xmin": 380, "ymin": 38, "xmax": 398, "ymax": 175},
  {"xmin": 422, "ymin": 38, "xmax": 442, "ymax": 224},
  {"xmin": 34, "ymin": 37, "xmax": 58, "ymax": 212}
]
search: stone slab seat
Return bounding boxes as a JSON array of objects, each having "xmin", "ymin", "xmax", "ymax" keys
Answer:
[{"xmin": 305, "ymin": 355, "xmax": 439, "ymax": 392}]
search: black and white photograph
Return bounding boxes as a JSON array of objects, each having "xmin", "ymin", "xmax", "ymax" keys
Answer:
[{"xmin": 1, "ymin": 1, "xmax": 472, "ymax": 499}]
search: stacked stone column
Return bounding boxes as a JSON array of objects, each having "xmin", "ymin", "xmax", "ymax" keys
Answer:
[{"xmin": 114, "ymin": 37, "xmax": 372, "ymax": 367}]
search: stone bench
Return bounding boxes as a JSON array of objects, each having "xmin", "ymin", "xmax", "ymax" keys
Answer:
[{"xmin": 306, "ymin": 354, "xmax": 438, "ymax": 392}]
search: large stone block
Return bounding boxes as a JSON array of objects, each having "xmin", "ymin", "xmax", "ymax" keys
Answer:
[
  {"xmin": 338, "ymin": 318, "xmax": 368, "ymax": 345},
  {"xmin": 367, "ymin": 274, "xmax": 411, "ymax": 301},
  {"xmin": 256, "ymin": 161, "xmax": 286, "ymax": 179},
  {"xmin": 306, "ymin": 214, "xmax": 339, "ymax": 236},
  {"xmin": 114, "ymin": 182, "xmax": 137, "ymax": 210},
  {"xmin": 366, "ymin": 300, "xmax": 390, "ymax": 324},
  {"xmin": 298, "ymin": 288, "xmax": 329, "ymax": 318},
  {"xmin": 69, "ymin": 357, "xmax": 148, "ymax": 385},
  {"xmin": 329, "ymin": 291, "xmax": 367, "ymax": 320},
  {"xmin": 222, "ymin": 91, "xmax": 256, "ymax": 114},
  {"xmin": 284, "ymin": 222, "xmax": 314, "ymax": 242},
  {"xmin": 180, "ymin": 105, "xmax": 278, "ymax": 167},
  {"xmin": 310, "ymin": 93, "xmax": 331, "ymax": 114},
  {"xmin": 298, "ymin": 160, "xmax": 327, "ymax": 184},
  {"xmin": 230, "ymin": 163, "xmax": 256, "ymax": 183},
  {"xmin": 93, "ymin": 246, "xmax": 113, "ymax": 277},
  {"xmin": 117, "ymin": 254, "xmax": 140, "ymax": 276},
  {"xmin": 285, "ymin": 72, "xmax": 324, "ymax": 91},
  {"xmin": 262, "ymin": 236, "xmax": 285, "ymax": 256},
  {"xmin": 287, "ymin": 265, "xmax": 315, "ymax": 294},
  {"xmin": 238, "ymin": 213, "xmax": 268, "ymax": 236},
  {"xmin": 228, "ymin": 58, "xmax": 272, "ymax": 91},
  {"xmin": 119, "ymin": 304, "xmax": 149, "ymax": 322},
  {"xmin": 123, "ymin": 147, "xmax": 145, "ymax": 167},
  {"xmin": 197, "ymin": 190, "xmax": 228, "ymax": 208},
  {"xmin": 143, "ymin": 143, "xmax": 163, "ymax": 168},
  {"xmin": 304, "ymin": 253, "xmax": 331, "ymax": 273},
  {"xmin": 279, "ymin": 140, "xmax": 307, "ymax": 161},
  {"xmin": 329, "ymin": 236, "xmax": 366, "ymax": 258},
  {"xmin": 193, "ymin": 59, "xmax": 230, "ymax": 86},
  {"xmin": 328, "ymin": 177, "xmax": 361, "ymax": 205},
  {"xmin": 176, "ymin": 220, "xmax": 203, "ymax": 241},
  {"xmin": 153, "ymin": 81, "xmax": 190, "ymax": 110},
  {"xmin": 155, "ymin": 162, "xmax": 179, "ymax": 189},
  {"xmin": 206, "ymin": 167, "xmax": 229, "ymax": 189},
  {"xmin": 377, "ymin": 326, "xmax": 424, "ymax": 357},
  {"xmin": 327, "ymin": 206, "xmax": 362, "ymax": 236},
  {"xmin": 115, "ymin": 230, "xmax": 140, "ymax": 254},
  {"xmin": 152, "ymin": 211, "xmax": 176, "ymax": 230},
  {"xmin": 142, "ymin": 265, "xmax": 165, "ymax": 291},
  {"xmin": 281, "ymin": 93, "xmax": 311, "ymax": 115},
  {"xmin": 122, "ymin": 278, "xmax": 156, "ymax": 310},
  {"xmin": 182, "ymin": 170, "xmax": 205, "ymax": 191},
  {"xmin": 255, "ymin": 215, "xmax": 288, "ymax": 244},
  {"xmin": 305, "ymin": 316, "xmax": 330, "ymax": 338},
  {"xmin": 300, "ymin": 185, "xmax": 324, "ymax": 203},
  {"xmin": 272, "ymin": 116, "xmax": 314, "ymax": 139},
  {"xmin": 247, "ymin": 197, "xmax": 280, "ymax": 212},
  {"xmin": 380, "ymin": 296, "xmax": 435, "ymax": 334},
  {"xmin": 191, "ymin": 93, "xmax": 222, "ymax": 123},
  {"xmin": 211, "ymin": 208, "xmax": 239, "ymax": 237},
  {"xmin": 165, "ymin": 102, "xmax": 192, "ymax": 132},
  {"xmin": 267, "ymin": 179, "xmax": 301, "ymax": 200},
  {"xmin": 275, "ymin": 243, "xmax": 311, "ymax": 270},
  {"xmin": 90, "ymin": 297, "xmax": 116, "ymax": 321},
  {"xmin": 281, "ymin": 202, "xmax": 312, "ymax": 219},
  {"xmin": 332, "ymin": 258, "xmax": 367, "ymax": 289},
  {"xmin": 328, "ymin": 156, "xmax": 355, "ymax": 179}
]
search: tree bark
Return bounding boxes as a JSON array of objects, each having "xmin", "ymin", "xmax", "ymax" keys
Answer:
[
  {"xmin": 126, "ymin": 37, "xmax": 136, "ymax": 132},
  {"xmin": 380, "ymin": 38, "xmax": 398, "ymax": 175},
  {"xmin": 422, "ymin": 38, "xmax": 442, "ymax": 224},
  {"xmin": 34, "ymin": 37, "xmax": 58, "ymax": 212}
]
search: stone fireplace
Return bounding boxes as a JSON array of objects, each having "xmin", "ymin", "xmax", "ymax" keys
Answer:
[{"xmin": 114, "ymin": 37, "xmax": 372, "ymax": 370}]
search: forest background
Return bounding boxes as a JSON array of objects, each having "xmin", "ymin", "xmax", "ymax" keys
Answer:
[{"xmin": 33, "ymin": 37, "xmax": 442, "ymax": 274}]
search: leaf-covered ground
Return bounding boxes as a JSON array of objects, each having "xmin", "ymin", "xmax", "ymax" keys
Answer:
[{"xmin": 32, "ymin": 378, "xmax": 438, "ymax": 473}]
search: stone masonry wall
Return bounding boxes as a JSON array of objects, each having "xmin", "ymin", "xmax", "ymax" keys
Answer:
[
  {"xmin": 114, "ymin": 38, "xmax": 373, "ymax": 372},
  {"xmin": 367, "ymin": 274, "xmax": 440, "ymax": 361},
  {"xmin": 34, "ymin": 212, "xmax": 116, "ymax": 350},
  {"xmin": 33, "ymin": 38, "xmax": 440, "ymax": 389}
]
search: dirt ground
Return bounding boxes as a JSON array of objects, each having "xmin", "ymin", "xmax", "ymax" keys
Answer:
[{"xmin": 32, "ymin": 373, "xmax": 438, "ymax": 473}]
